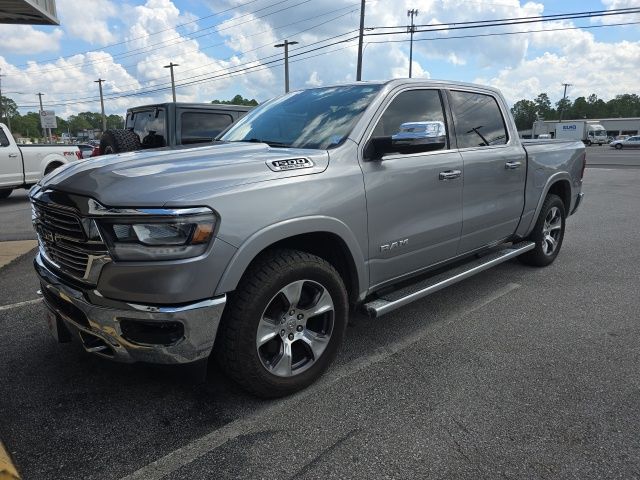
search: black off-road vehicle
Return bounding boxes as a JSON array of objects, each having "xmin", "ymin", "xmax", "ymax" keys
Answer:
[{"xmin": 100, "ymin": 102, "xmax": 252, "ymax": 154}]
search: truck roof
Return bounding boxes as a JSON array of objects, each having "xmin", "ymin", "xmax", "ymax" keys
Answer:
[
  {"xmin": 127, "ymin": 102, "xmax": 253, "ymax": 112},
  {"xmin": 287, "ymin": 78, "xmax": 503, "ymax": 96}
]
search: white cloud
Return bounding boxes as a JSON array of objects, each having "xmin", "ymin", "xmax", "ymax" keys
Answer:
[
  {"xmin": 600, "ymin": 0, "xmax": 640, "ymax": 24},
  {"xmin": 476, "ymin": 38, "xmax": 640, "ymax": 104},
  {"xmin": 0, "ymin": 25, "xmax": 63, "ymax": 54},
  {"xmin": 57, "ymin": 0, "xmax": 119, "ymax": 44}
]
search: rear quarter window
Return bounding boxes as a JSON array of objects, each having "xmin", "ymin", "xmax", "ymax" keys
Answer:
[
  {"xmin": 180, "ymin": 112, "xmax": 233, "ymax": 145},
  {"xmin": 449, "ymin": 91, "xmax": 508, "ymax": 148}
]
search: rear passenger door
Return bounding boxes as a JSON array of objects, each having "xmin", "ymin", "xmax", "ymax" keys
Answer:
[{"xmin": 447, "ymin": 90, "xmax": 526, "ymax": 254}]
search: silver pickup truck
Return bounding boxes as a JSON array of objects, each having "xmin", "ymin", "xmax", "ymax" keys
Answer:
[{"xmin": 30, "ymin": 80, "xmax": 585, "ymax": 397}]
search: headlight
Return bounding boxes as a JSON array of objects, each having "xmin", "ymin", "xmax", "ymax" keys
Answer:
[{"xmin": 97, "ymin": 210, "xmax": 216, "ymax": 261}]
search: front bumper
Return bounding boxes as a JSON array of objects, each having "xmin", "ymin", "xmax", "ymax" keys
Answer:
[{"xmin": 34, "ymin": 252, "xmax": 226, "ymax": 364}]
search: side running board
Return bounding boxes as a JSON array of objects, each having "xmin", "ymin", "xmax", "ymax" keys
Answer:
[{"xmin": 362, "ymin": 241, "xmax": 535, "ymax": 318}]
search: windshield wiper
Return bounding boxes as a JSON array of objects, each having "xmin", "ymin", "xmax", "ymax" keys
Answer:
[{"xmin": 237, "ymin": 138, "xmax": 291, "ymax": 148}]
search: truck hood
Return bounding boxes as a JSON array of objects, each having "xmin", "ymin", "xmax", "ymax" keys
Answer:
[{"xmin": 40, "ymin": 142, "xmax": 329, "ymax": 206}]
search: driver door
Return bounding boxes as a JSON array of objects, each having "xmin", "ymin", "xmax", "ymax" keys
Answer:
[{"xmin": 359, "ymin": 89, "xmax": 463, "ymax": 288}]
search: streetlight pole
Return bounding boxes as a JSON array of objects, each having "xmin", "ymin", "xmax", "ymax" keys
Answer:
[
  {"xmin": 95, "ymin": 78, "xmax": 107, "ymax": 132},
  {"xmin": 275, "ymin": 40, "xmax": 299, "ymax": 93},
  {"xmin": 356, "ymin": 0, "xmax": 366, "ymax": 81},
  {"xmin": 163, "ymin": 62, "xmax": 179, "ymax": 102},
  {"xmin": 407, "ymin": 9, "xmax": 419, "ymax": 78}
]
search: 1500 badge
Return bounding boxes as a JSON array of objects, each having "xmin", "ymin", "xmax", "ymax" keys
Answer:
[{"xmin": 268, "ymin": 158, "xmax": 314, "ymax": 171}]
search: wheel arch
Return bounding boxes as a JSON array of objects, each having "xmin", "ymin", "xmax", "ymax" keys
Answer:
[
  {"xmin": 523, "ymin": 173, "xmax": 573, "ymax": 238},
  {"xmin": 42, "ymin": 155, "xmax": 67, "ymax": 175},
  {"xmin": 215, "ymin": 217, "xmax": 368, "ymax": 305}
]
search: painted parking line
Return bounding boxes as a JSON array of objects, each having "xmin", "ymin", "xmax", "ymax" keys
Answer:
[
  {"xmin": 121, "ymin": 282, "xmax": 521, "ymax": 480},
  {"xmin": 0, "ymin": 442, "xmax": 20, "ymax": 480},
  {"xmin": 0, "ymin": 299, "xmax": 42, "ymax": 313}
]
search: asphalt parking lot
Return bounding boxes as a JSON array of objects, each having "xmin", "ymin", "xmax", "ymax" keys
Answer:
[{"xmin": 0, "ymin": 152, "xmax": 639, "ymax": 479}]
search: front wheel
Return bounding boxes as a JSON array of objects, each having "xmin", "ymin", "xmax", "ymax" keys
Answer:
[
  {"xmin": 519, "ymin": 194, "xmax": 566, "ymax": 267},
  {"xmin": 586, "ymin": 140, "xmax": 592, "ymax": 146},
  {"xmin": 216, "ymin": 249, "xmax": 348, "ymax": 398},
  {"xmin": 615, "ymin": 143, "xmax": 623, "ymax": 150},
  {"xmin": 0, "ymin": 188, "xmax": 13, "ymax": 200}
]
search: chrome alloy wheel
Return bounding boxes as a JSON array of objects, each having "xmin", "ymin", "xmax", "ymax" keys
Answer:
[
  {"xmin": 542, "ymin": 206, "xmax": 562, "ymax": 255},
  {"xmin": 256, "ymin": 280, "xmax": 335, "ymax": 377}
]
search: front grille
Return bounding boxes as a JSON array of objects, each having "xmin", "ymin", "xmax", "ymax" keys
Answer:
[
  {"xmin": 32, "ymin": 202, "xmax": 85, "ymax": 241},
  {"xmin": 32, "ymin": 200, "xmax": 110, "ymax": 283}
]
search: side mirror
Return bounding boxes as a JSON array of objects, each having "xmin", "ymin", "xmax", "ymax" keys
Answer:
[{"xmin": 365, "ymin": 121, "xmax": 447, "ymax": 160}]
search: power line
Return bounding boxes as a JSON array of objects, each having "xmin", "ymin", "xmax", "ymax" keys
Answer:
[
  {"xmin": 365, "ymin": 6, "xmax": 640, "ymax": 36},
  {"xmin": 364, "ymin": 20, "xmax": 640, "ymax": 44},
  {"xmin": 9, "ymin": 0, "xmax": 264, "ymax": 68},
  {"xmin": 6, "ymin": 0, "xmax": 310, "ymax": 78},
  {"xmin": 12, "ymin": 12, "xmax": 359, "ymax": 108},
  {"xmin": 15, "ymin": 31, "xmax": 360, "ymax": 109}
]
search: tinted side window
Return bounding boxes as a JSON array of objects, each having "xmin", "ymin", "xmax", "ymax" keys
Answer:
[
  {"xmin": 449, "ymin": 91, "xmax": 508, "ymax": 148},
  {"xmin": 127, "ymin": 110, "xmax": 166, "ymax": 148},
  {"xmin": 372, "ymin": 89, "xmax": 448, "ymax": 154},
  {"xmin": 0, "ymin": 129, "xmax": 9, "ymax": 147},
  {"xmin": 180, "ymin": 112, "xmax": 233, "ymax": 145}
]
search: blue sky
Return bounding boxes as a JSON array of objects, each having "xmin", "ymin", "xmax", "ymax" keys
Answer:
[{"xmin": 1, "ymin": 0, "xmax": 639, "ymax": 117}]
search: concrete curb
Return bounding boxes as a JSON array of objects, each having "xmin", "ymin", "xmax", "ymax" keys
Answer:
[
  {"xmin": 0, "ymin": 441, "xmax": 20, "ymax": 480},
  {"xmin": 0, "ymin": 241, "xmax": 38, "ymax": 270}
]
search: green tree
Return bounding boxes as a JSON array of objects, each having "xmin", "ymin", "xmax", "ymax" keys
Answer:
[
  {"xmin": 510, "ymin": 99, "xmax": 538, "ymax": 131},
  {"xmin": 0, "ymin": 96, "xmax": 18, "ymax": 121},
  {"xmin": 534, "ymin": 93, "xmax": 554, "ymax": 119},
  {"xmin": 211, "ymin": 94, "xmax": 258, "ymax": 106}
]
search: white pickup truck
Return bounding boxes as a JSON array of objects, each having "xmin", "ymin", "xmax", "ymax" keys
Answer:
[{"xmin": 0, "ymin": 123, "xmax": 82, "ymax": 199}]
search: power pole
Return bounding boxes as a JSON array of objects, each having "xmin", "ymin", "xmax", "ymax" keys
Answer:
[
  {"xmin": 356, "ymin": 0, "xmax": 366, "ymax": 81},
  {"xmin": 37, "ymin": 92, "xmax": 46, "ymax": 141},
  {"xmin": 275, "ymin": 40, "xmax": 299, "ymax": 93},
  {"xmin": 94, "ymin": 78, "xmax": 107, "ymax": 132},
  {"xmin": 163, "ymin": 62, "xmax": 179, "ymax": 102},
  {"xmin": 559, "ymin": 83, "xmax": 572, "ymax": 121},
  {"xmin": 407, "ymin": 9, "xmax": 419, "ymax": 78}
]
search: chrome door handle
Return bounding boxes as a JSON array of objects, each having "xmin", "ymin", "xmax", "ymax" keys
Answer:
[
  {"xmin": 439, "ymin": 170, "xmax": 462, "ymax": 180},
  {"xmin": 8, "ymin": 153, "xmax": 18, "ymax": 158},
  {"xmin": 505, "ymin": 161, "xmax": 522, "ymax": 169}
]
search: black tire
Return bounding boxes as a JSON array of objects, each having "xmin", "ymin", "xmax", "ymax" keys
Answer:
[
  {"xmin": 615, "ymin": 143, "xmax": 623, "ymax": 150},
  {"xmin": 519, "ymin": 194, "xmax": 566, "ymax": 267},
  {"xmin": 215, "ymin": 249, "xmax": 349, "ymax": 398},
  {"xmin": 100, "ymin": 129, "xmax": 141, "ymax": 155},
  {"xmin": 0, "ymin": 188, "xmax": 13, "ymax": 200},
  {"xmin": 586, "ymin": 140, "xmax": 592, "ymax": 146}
]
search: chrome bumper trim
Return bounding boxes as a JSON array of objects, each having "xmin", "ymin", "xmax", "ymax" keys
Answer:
[{"xmin": 34, "ymin": 252, "xmax": 226, "ymax": 364}]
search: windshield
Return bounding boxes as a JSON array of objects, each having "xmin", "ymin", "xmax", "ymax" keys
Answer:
[{"xmin": 219, "ymin": 84, "xmax": 382, "ymax": 149}]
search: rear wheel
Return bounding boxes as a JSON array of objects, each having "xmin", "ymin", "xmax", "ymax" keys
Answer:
[
  {"xmin": 0, "ymin": 188, "xmax": 13, "ymax": 200},
  {"xmin": 216, "ymin": 249, "xmax": 348, "ymax": 398},
  {"xmin": 519, "ymin": 194, "xmax": 566, "ymax": 267}
]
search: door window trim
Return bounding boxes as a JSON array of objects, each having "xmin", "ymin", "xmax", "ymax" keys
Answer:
[{"xmin": 360, "ymin": 87, "xmax": 456, "ymax": 161}]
